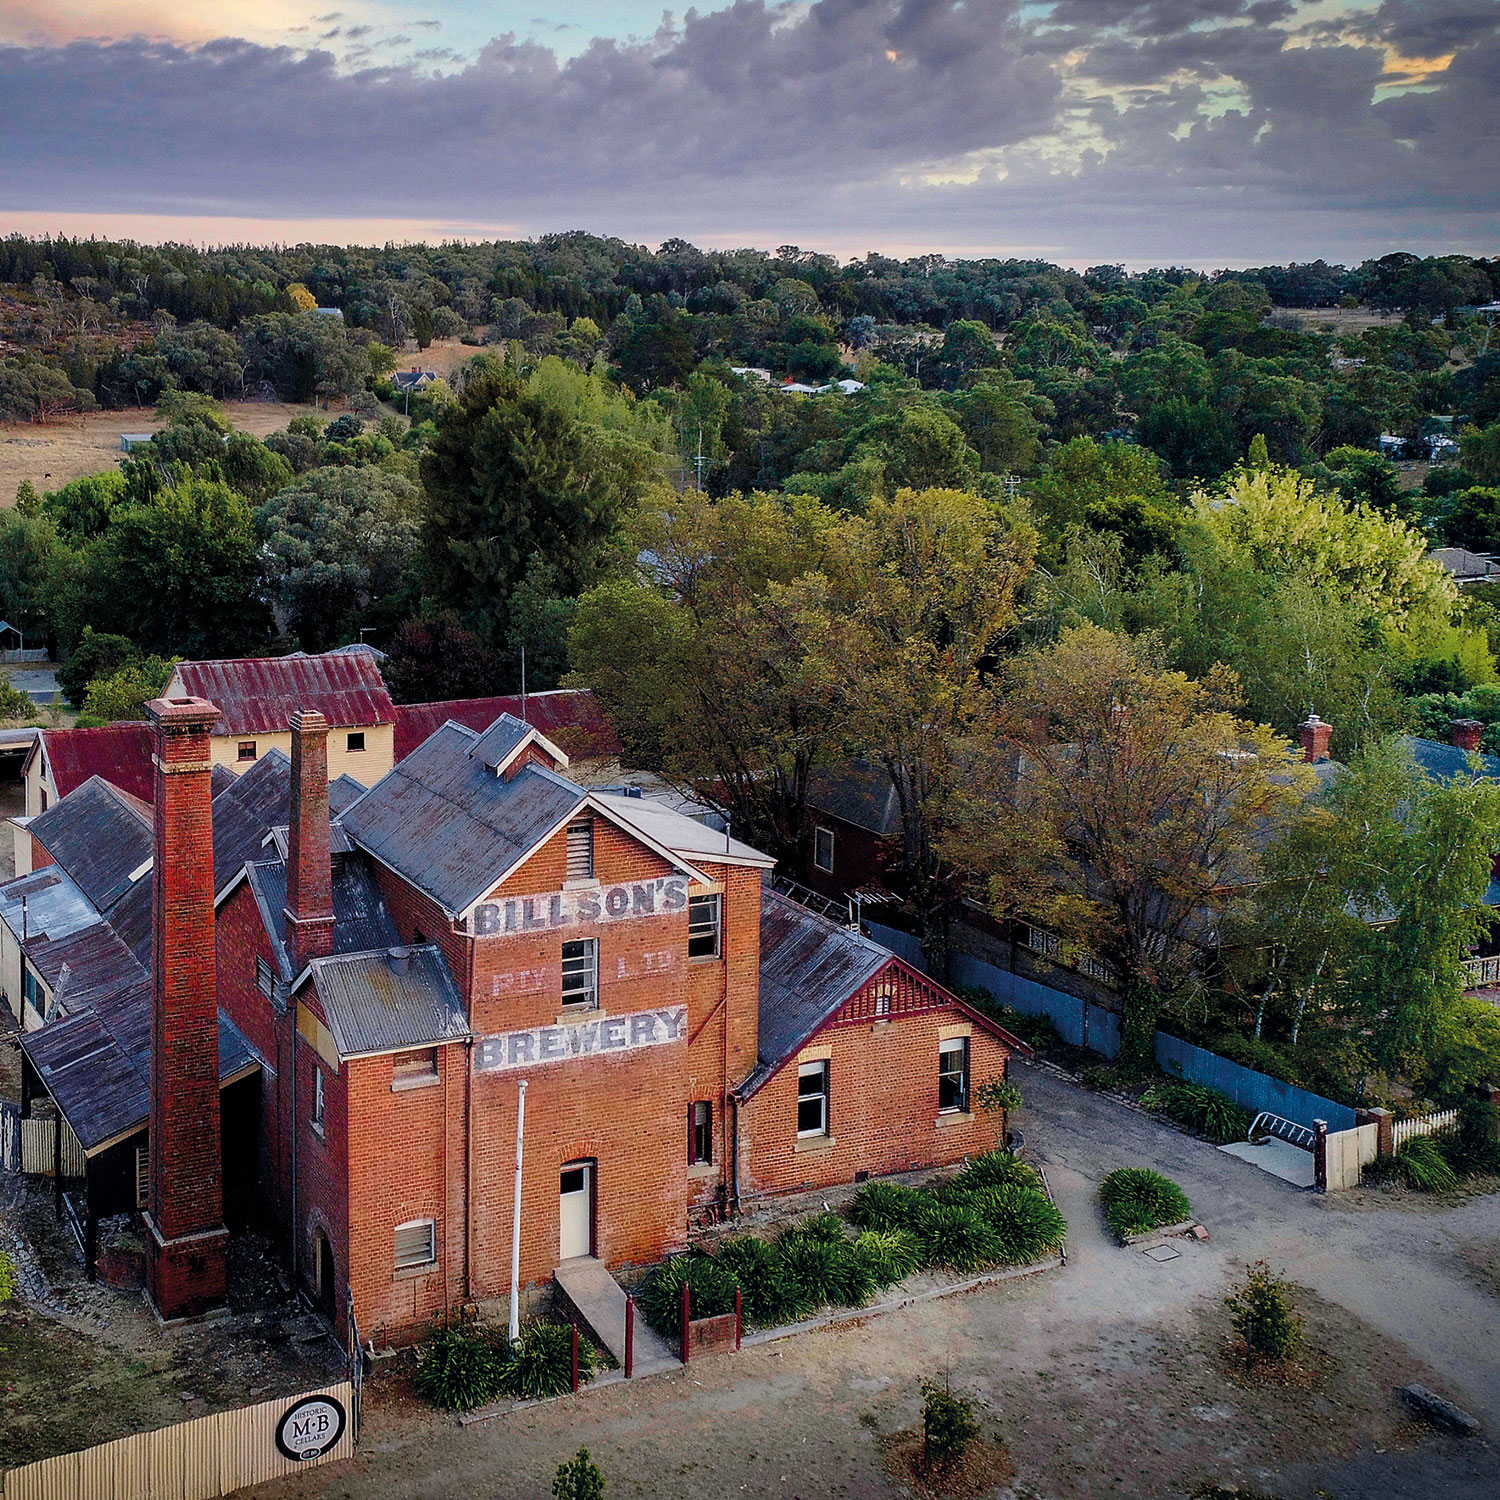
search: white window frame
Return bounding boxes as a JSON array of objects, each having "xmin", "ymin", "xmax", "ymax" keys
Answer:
[
  {"xmin": 688, "ymin": 894, "xmax": 721, "ymax": 959},
  {"xmin": 813, "ymin": 826, "xmax": 835, "ymax": 873},
  {"xmin": 561, "ymin": 937, "xmax": 598, "ymax": 1009},
  {"xmin": 346, "ymin": 730, "xmax": 366, "ymax": 753},
  {"xmin": 796, "ymin": 1060, "xmax": 829, "ymax": 1138},
  {"xmin": 565, "ymin": 819, "xmax": 595, "ymax": 882},
  {"xmin": 393, "ymin": 1217, "xmax": 437, "ymax": 1273},
  {"xmin": 312, "ymin": 1065, "xmax": 326, "ymax": 1131},
  {"xmin": 938, "ymin": 1036, "xmax": 969, "ymax": 1115}
]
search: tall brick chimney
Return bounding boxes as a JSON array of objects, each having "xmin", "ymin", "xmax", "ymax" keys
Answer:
[
  {"xmin": 285, "ymin": 709, "xmax": 335, "ymax": 972},
  {"xmin": 145, "ymin": 694, "xmax": 227, "ymax": 1322},
  {"xmin": 1298, "ymin": 713, "xmax": 1332, "ymax": 764},
  {"xmin": 1450, "ymin": 718, "xmax": 1484, "ymax": 754}
]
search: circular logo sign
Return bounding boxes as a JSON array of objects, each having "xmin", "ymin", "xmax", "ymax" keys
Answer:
[{"xmin": 274, "ymin": 1394, "xmax": 347, "ymax": 1462}]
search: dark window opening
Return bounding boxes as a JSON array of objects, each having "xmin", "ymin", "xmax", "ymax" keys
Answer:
[
  {"xmin": 814, "ymin": 826, "xmax": 835, "ymax": 872},
  {"xmin": 690, "ymin": 1100, "xmax": 713, "ymax": 1164},
  {"xmin": 688, "ymin": 894, "xmax": 721, "ymax": 958}
]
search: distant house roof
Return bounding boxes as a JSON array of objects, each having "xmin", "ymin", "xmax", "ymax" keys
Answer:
[
  {"xmin": 806, "ymin": 759, "xmax": 902, "ymax": 838},
  {"xmin": 307, "ymin": 945, "xmax": 470, "ymax": 1060},
  {"xmin": 28, "ymin": 723, "xmax": 154, "ymax": 804},
  {"xmin": 390, "ymin": 688, "xmax": 619, "ymax": 762},
  {"xmin": 739, "ymin": 888, "xmax": 1027, "ymax": 1099},
  {"xmin": 1401, "ymin": 735, "xmax": 1500, "ymax": 784},
  {"xmin": 391, "ymin": 370, "xmax": 437, "ymax": 390},
  {"xmin": 1429, "ymin": 548, "xmax": 1500, "ymax": 586},
  {"xmin": 169, "ymin": 652, "xmax": 395, "ymax": 737}
]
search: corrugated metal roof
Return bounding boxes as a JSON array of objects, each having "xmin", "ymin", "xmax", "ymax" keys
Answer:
[
  {"xmin": 329, "ymin": 773, "xmax": 366, "ymax": 813},
  {"xmin": 807, "ymin": 759, "xmax": 903, "ymax": 837},
  {"xmin": 595, "ymin": 794, "xmax": 774, "ymax": 868},
  {"xmin": 172, "ymin": 652, "xmax": 395, "ymax": 737},
  {"xmin": 340, "ymin": 722, "xmax": 585, "ymax": 916},
  {"xmin": 38, "ymin": 723, "xmax": 154, "ymax": 804},
  {"xmin": 0, "ymin": 866, "xmax": 101, "ymax": 948},
  {"xmin": 211, "ymin": 749, "xmax": 292, "ymax": 892},
  {"xmin": 309, "ymin": 945, "xmax": 470, "ymax": 1059},
  {"xmin": 469, "ymin": 714, "xmax": 532, "ymax": 771},
  {"xmin": 742, "ymin": 888, "xmax": 892, "ymax": 1097},
  {"xmin": 391, "ymin": 689, "xmax": 619, "ymax": 762},
  {"xmin": 246, "ymin": 854, "xmax": 401, "ymax": 981},
  {"xmin": 27, "ymin": 776, "xmax": 152, "ymax": 912}
]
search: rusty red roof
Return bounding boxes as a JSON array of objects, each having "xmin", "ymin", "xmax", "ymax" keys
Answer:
[
  {"xmin": 35, "ymin": 723, "xmax": 154, "ymax": 804},
  {"xmin": 172, "ymin": 653, "xmax": 396, "ymax": 737},
  {"xmin": 391, "ymin": 689, "xmax": 620, "ymax": 763}
]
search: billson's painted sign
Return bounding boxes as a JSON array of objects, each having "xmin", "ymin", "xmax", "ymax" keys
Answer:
[
  {"xmin": 475, "ymin": 1005, "xmax": 688, "ymax": 1074},
  {"xmin": 472, "ymin": 874, "xmax": 689, "ymax": 936}
]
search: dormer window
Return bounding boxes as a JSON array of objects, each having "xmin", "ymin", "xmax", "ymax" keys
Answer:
[{"xmin": 566, "ymin": 819, "xmax": 594, "ymax": 881}]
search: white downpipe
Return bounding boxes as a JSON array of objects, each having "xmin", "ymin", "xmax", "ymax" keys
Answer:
[{"xmin": 508, "ymin": 1078, "xmax": 528, "ymax": 1343}]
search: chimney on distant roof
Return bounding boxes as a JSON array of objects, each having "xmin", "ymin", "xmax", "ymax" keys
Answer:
[
  {"xmin": 145, "ymin": 693, "xmax": 227, "ymax": 1321},
  {"xmin": 1298, "ymin": 713, "xmax": 1332, "ymax": 764},
  {"xmin": 1450, "ymin": 718, "xmax": 1484, "ymax": 754},
  {"xmin": 285, "ymin": 709, "xmax": 334, "ymax": 972}
]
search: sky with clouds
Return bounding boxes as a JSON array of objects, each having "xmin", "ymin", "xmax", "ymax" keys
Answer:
[{"xmin": 0, "ymin": 0, "xmax": 1495, "ymax": 266}]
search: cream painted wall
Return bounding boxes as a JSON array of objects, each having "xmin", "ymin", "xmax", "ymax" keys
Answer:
[{"xmin": 210, "ymin": 720, "xmax": 393, "ymax": 786}]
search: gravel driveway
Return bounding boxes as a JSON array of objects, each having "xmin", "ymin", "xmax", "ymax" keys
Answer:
[{"xmin": 247, "ymin": 1060, "xmax": 1500, "ymax": 1500}]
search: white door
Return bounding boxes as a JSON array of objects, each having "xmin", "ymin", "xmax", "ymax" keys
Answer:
[{"xmin": 559, "ymin": 1163, "xmax": 592, "ymax": 1261}]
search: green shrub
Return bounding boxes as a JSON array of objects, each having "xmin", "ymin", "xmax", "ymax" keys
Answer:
[
  {"xmin": 1394, "ymin": 1133, "xmax": 1459, "ymax": 1192},
  {"xmin": 637, "ymin": 1254, "xmax": 740, "ymax": 1339},
  {"xmin": 554, "ymin": 1448, "xmax": 605, "ymax": 1500},
  {"xmin": 851, "ymin": 1229, "xmax": 922, "ymax": 1289},
  {"xmin": 826, "ymin": 1238, "xmax": 879, "ymax": 1308},
  {"xmin": 1438, "ymin": 1101, "xmax": 1500, "ymax": 1177},
  {"xmin": 921, "ymin": 1380, "xmax": 980, "ymax": 1462},
  {"xmin": 794, "ymin": 1211, "xmax": 849, "ymax": 1245},
  {"xmin": 952, "ymin": 1150, "xmax": 1040, "ymax": 1194},
  {"xmin": 847, "ymin": 1180, "xmax": 923, "ymax": 1232},
  {"xmin": 963, "ymin": 1184, "xmax": 1067, "ymax": 1262},
  {"xmin": 954, "ymin": 987, "xmax": 1061, "ymax": 1050},
  {"xmin": 1099, "ymin": 1167, "xmax": 1192, "ymax": 1239},
  {"xmin": 776, "ymin": 1229, "xmax": 846, "ymax": 1308},
  {"xmin": 1140, "ymin": 1080, "xmax": 1251, "ymax": 1144},
  {"xmin": 1225, "ymin": 1261, "xmax": 1303, "ymax": 1366},
  {"xmin": 499, "ymin": 1321, "xmax": 596, "ymax": 1400},
  {"xmin": 416, "ymin": 1321, "xmax": 504, "ymax": 1411},
  {"xmin": 913, "ymin": 1200, "xmax": 1002, "ymax": 1273},
  {"xmin": 0, "ymin": 1249, "xmax": 16, "ymax": 1304},
  {"xmin": 714, "ymin": 1237, "xmax": 798, "ymax": 1326}
]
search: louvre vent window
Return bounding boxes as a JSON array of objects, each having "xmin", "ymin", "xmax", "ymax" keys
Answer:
[
  {"xmin": 566, "ymin": 819, "xmax": 594, "ymax": 880},
  {"xmin": 394, "ymin": 1218, "xmax": 436, "ymax": 1271}
]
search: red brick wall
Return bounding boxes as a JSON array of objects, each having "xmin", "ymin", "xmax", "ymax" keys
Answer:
[
  {"xmin": 292, "ymin": 988, "xmax": 350, "ymax": 1332},
  {"xmin": 801, "ymin": 814, "xmax": 894, "ymax": 903},
  {"xmin": 30, "ymin": 841, "xmax": 53, "ymax": 870},
  {"xmin": 738, "ymin": 1005, "xmax": 1009, "ymax": 1199}
]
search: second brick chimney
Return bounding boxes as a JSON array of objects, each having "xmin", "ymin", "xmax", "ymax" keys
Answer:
[
  {"xmin": 1450, "ymin": 718, "xmax": 1484, "ymax": 754},
  {"xmin": 285, "ymin": 709, "xmax": 335, "ymax": 972},
  {"xmin": 145, "ymin": 693, "xmax": 227, "ymax": 1322},
  {"xmin": 1298, "ymin": 712, "xmax": 1332, "ymax": 764}
]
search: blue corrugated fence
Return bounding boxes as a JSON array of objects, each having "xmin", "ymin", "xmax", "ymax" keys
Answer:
[{"xmin": 865, "ymin": 926, "xmax": 1351, "ymax": 1132}]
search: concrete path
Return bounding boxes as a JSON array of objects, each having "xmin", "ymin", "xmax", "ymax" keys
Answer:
[
  {"xmin": 1220, "ymin": 1136, "xmax": 1316, "ymax": 1188},
  {"xmin": 553, "ymin": 1256, "xmax": 679, "ymax": 1376}
]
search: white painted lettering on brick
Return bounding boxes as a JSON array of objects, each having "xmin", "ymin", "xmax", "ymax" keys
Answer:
[
  {"xmin": 474, "ymin": 1005, "xmax": 689, "ymax": 1075},
  {"xmin": 472, "ymin": 875, "xmax": 689, "ymax": 937}
]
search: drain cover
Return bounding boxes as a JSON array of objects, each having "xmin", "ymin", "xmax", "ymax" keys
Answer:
[{"xmin": 1143, "ymin": 1243, "xmax": 1181, "ymax": 1262}]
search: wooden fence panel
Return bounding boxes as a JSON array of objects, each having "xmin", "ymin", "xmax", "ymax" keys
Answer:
[
  {"xmin": 1324, "ymin": 1122, "xmax": 1377, "ymax": 1191},
  {"xmin": 1, "ymin": 1381, "xmax": 353, "ymax": 1500}
]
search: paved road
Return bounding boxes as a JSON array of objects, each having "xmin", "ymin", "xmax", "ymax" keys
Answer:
[{"xmin": 251, "ymin": 1060, "xmax": 1500, "ymax": 1500}]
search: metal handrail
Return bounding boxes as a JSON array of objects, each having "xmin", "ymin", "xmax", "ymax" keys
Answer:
[{"xmin": 1248, "ymin": 1111, "xmax": 1315, "ymax": 1151}]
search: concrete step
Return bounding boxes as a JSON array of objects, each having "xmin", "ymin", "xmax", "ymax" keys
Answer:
[{"xmin": 553, "ymin": 1256, "xmax": 679, "ymax": 1376}]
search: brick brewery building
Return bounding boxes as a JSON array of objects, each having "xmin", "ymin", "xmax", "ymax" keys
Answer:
[{"xmin": 7, "ymin": 687, "xmax": 1024, "ymax": 1337}]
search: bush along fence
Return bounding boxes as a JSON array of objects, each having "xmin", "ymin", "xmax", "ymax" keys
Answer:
[{"xmin": 869, "ymin": 930, "xmax": 1358, "ymax": 1134}]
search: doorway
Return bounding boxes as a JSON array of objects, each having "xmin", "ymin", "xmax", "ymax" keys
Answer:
[{"xmin": 559, "ymin": 1162, "xmax": 594, "ymax": 1261}]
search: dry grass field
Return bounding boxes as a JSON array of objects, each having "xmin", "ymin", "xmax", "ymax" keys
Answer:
[{"xmin": 0, "ymin": 400, "xmax": 315, "ymax": 506}]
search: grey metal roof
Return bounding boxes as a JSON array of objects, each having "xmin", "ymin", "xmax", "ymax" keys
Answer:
[
  {"xmin": 0, "ymin": 866, "xmax": 101, "ymax": 949},
  {"xmin": 245, "ymin": 854, "xmax": 401, "ymax": 982},
  {"xmin": 1401, "ymin": 735, "xmax": 1500, "ymax": 785},
  {"xmin": 806, "ymin": 759, "xmax": 903, "ymax": 838},
  {"xmin": 26, "ymin": 775, "xmax": 152, "ymax": 913},
  {"xmin": 339, "ymin": 721, "xmax": 586, "ymax": 916},
  {"xmin": 266, "ymin": 820, "xmax": 355, "ymax": 863},
  {"xmin": 212, "ymin": 749, "xmax": 292, "ymax": 893},
  {"xmin": 468, "ymin": 713, "xmax": 533, "ymax": 771},
  {"xmin": 329, "ymin": 773, "xmax": 367, "ymax": 812},
  {"xmin": 740, "ymin": 888, "xmax": 892, "ymax": 1098},
  {"xmin": 598, "ymin": 794, "xmax": 774, "ymax": 868},
  {"xmin": 308, "ymin": 944, "xmax": 470, "ymax": 1059}
]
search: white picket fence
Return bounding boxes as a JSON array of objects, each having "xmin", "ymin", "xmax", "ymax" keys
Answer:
[{"xmin": 1392, "ymin": 1108, "xmax": 1459, "ymax": 1148}]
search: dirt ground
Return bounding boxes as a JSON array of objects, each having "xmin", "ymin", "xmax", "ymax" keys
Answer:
[
  {"xmin": 0, "ymin": 1175, "xmax": 345, "ymax": 1469},
  {"xmin": 1276, "ymin": 306, "xmax": 1408, "ymax": 335},
  {"xmin": 0, "ymin": 400, "xmax": 314, "ymax": 504},
  {"xmin": 229, "ymin": 1061, "xmax": 1500, "ymax": 1500}
]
